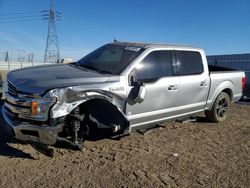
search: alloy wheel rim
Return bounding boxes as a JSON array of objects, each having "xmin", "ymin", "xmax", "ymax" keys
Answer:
[{"xmin": 216, "ymin": 97, "xmax": 228, "ymax": 118}]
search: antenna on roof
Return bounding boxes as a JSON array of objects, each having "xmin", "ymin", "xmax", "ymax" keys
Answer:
[{"xmin": 114, "ymin": 39, "xmax": 118, "ymax": 42}]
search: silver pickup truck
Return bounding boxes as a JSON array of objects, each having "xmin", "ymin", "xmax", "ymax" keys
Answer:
[{"xmin": 1, "ymin": 42, "xmax": 246, "ymax": 152}]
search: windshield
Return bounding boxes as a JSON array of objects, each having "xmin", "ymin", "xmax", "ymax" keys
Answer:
[{"xmin": 76, "ymin": 44, "xmax": 144, "ymax": 75}]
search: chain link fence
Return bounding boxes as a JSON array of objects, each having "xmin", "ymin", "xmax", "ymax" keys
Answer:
[{"xmin": 0, "ymin": 61, "xmax": 52, "ymax": 71}]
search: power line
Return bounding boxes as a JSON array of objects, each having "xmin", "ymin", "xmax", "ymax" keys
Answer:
[
  {"xmin": 0, "ymin": 15, "xmax": 45, "ymax": 21},
  {"xmin": 0, "ymin": 14, "xmax": 45, "ymax": 19},
  {"xmin": 0, "ymin": 11, "xmax": 61, "ymax": 23},
  {"xmin": 0, "ymin": 12, "xmax": 61, "ymax": 18},
  {"xmin": 0, "ymin": 10, "xmax": 44, "ymax": 16},
  {"xmin": 0, "ymin": 13, "xmax": 43, "ymax": 18},
  {"xmin": 0, "ymin": 18, "xmax": 47, "ymax": 24}
]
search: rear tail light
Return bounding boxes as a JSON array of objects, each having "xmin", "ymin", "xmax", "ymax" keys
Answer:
[{"xmin": 242, "ymin": 76, "xmax": 246, "ymax": 90}]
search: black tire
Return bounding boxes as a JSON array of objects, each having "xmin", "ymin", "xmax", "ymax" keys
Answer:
[{"xmin": 205, "ymin": 92, "xmax": 230, "ymax": 122}]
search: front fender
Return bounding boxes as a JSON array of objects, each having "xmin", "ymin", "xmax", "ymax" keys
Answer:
[{"xmin": 50, "ymin": 87, "xmax": 126, "ymax": 119}]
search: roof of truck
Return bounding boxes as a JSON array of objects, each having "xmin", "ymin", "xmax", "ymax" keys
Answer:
[{"xmin": 111, "ymin": 41, "xmax": 202, "ymax": 51}]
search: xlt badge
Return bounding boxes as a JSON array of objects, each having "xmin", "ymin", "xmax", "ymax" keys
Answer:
[{"xmin": 109, "ymin": 86, "xmax": 124, "ymax": 92}]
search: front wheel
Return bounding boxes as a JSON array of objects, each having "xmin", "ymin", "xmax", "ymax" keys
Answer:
[{"xmin": 205, "ymin": 92, "xmax": 230, "ymax": 122}]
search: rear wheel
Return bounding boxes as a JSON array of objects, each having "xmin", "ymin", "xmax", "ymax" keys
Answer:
[{"xmin": 205, "ymin": 92, "xmax": 230, "ymax": 122}]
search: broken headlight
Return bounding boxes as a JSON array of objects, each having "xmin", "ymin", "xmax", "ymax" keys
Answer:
[{"xmin": 30, "ymin": 97, "xmax": 57, "ymax": 116}]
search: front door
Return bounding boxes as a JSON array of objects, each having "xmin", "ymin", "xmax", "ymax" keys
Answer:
[{"xmin": 126, "ymin": 50, "xmax": 179, "ymax": 128}]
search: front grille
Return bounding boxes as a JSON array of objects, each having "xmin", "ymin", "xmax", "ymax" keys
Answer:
[
  {"xmin": 6, "ymin": 80, "xmax": 31, "ymax": 119},
  {"xmin": 4, "ymin": 106, "xmax": 18, "ymax": 118},
  {"xmin": 8, "ymin": 81, "xmax": 18, "ymax": 97},
  {"xmin": 5, "ymin": 80, "xmax": 51, "ymax": 122}
]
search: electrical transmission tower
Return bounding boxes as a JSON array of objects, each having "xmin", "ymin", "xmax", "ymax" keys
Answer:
[{"xmin": 44, "ymin": 0, "xmax": 61, "ymax": 63}]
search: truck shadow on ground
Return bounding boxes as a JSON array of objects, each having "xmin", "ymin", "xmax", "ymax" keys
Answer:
[
  {"xmin": 54, "ymin": 129, "xmax": 129, "ymax": 151},
  {"xmin": 0, "ymin": 116, "xmax": 212, "ymax": 159},
  {"xmin": 0, "ymin": 124, "xmax": 34, "ymax": 159},
  {"xmin": 0, "ymin": 118, "xmax": 129, "ymax": 158},
  {"xmin": 193, "ymin": 117, "xmax": 212, "ymax": 123},
  {"xmin": 0, "ymin": 100, "xmax": 35, "ymax": 159}
]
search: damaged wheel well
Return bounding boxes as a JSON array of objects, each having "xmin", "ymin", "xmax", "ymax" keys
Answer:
[{"xmin": 77, "ymin": 98, "xmax": 129, "ymax": 133}]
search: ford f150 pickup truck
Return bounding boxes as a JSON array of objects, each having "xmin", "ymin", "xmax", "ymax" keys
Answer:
[{"xmin": 1, "ymin": 42, "xmax": 246, "ymax": 153}]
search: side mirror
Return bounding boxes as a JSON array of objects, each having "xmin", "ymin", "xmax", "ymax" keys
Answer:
[
  {"xmin": 134, "ymin": 84, "xmax": 146, "ymax": 103},
  {"xmin": 130, "ymin": 75, "xmax": 143, "ymax": 87},
  {"xmin": 130, "ymin": 75, "xmax": 137, "ymax": 86},
  {"xmin": 128, "ymin": 75, "xmax": 147, "ymax": 104}
]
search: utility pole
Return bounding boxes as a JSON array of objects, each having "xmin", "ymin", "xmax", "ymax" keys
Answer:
[
  {"xmin": 44, "ymin": 0, "xmax": 60, "ymax": 63},
  {"xmin": 15, "ymin": 48, "xmax": 26, "ymax": 68},
  {"xmin": 4, "ymin": 51, "xmax": 9, "ymax": 62},
  {"xmin": 28, "ymin": 53, "xmax": 34, "ymax": 63},
  {"xmin": 10, "ymin": 48, "xmax": 13, "ymax": 62}
]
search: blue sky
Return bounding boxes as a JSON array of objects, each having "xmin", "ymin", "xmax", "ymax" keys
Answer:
[{"xmin": 0, "ymin": 0, "xmax": 249, "ymax": 62}]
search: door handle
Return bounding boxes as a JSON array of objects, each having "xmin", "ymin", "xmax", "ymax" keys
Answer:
[
  {"xmin": 168, "ymin": 85, "xmax": 178, "ymax": 90},
  {"xmin": 200, "ymin": 81, "xmax": 207, "ymax": 87}
]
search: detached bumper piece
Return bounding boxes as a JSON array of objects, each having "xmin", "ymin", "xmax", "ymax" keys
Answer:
[{"xmin": 30, "ymin": 143, "xmax": 55, "ymax": 158}]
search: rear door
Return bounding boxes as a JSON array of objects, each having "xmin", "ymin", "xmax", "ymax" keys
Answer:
[
  {"xmin": 126, "ymin": 50, "xmax": 180, "ymax": 127},
  {"xmin": 175, "ymin": 50, "xmax": 210, "ymax": 114}
]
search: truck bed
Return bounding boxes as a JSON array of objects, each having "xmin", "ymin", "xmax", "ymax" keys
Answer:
[
  {"xmin": 206, "ymin": 67, "xmax": 245, "ymax": 109},
  {"xmin": 208, "ymin": 65, "xmax": 250, "ymax": 98},
  {"xmin": 208, "ymin": 65, "xmax": 237, "ymax": 72}
]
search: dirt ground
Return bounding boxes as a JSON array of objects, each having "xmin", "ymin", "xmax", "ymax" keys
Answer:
[
  {"xmin": 0, "ymin": 103, "xmax": 249, "ymax": 188},
  {"xmin": 0, "ymin": 70, "xmax": 8, "ymax": 80}
]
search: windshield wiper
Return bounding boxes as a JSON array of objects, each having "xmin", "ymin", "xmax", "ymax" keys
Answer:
[
  {"xmin": 69, "ymin": 62, "xmax": 90, "ymax": 71},
  {"xmin": 79, "ymin": 64, "xmax": 113, "ymax": 75}
]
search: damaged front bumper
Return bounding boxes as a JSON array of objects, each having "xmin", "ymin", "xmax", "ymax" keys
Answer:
[{"xmin": 1, "ymin": 105, "xmax": 62, "ymax": 145}]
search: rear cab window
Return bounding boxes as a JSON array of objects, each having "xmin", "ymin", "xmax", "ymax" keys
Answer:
[{"xmin": 175, "ymin": 51, "xmax": 204, "ymax": 75}]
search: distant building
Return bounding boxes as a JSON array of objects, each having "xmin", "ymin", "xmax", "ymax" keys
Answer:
[
  {"xmin": 207, "ymin": 53, "xmax": 250, "ymax": 98},
  {"xmin": 61, "ymin": 58, "xmax": 73, "ymax": 64}
]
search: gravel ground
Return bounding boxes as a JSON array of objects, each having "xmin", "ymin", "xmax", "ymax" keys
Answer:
[{"xmin": 0, "ymin": 103, "xmax": 249, "ymax": 188}]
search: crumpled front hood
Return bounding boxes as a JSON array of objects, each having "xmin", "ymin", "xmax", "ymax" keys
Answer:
[{"xmin": 7, "ymin": 64, "xmax": 120, "ymax": 95}]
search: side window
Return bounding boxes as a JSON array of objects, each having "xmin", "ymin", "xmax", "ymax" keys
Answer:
[
  {"xmin": 176, "ymin": 51, "xmax": 204, "ymax": 75},
  {"xmin": 133, "ymin": 51, "xmax": 173, "ymax": 82}
]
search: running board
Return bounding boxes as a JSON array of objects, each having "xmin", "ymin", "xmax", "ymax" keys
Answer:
[
  {"xmin": 136, "ymin": 124, "xmax": 166, "ymax": 135},
  {"xmin": 176, "ymin": 116, "xmax": 198, "ymax": 123}
]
